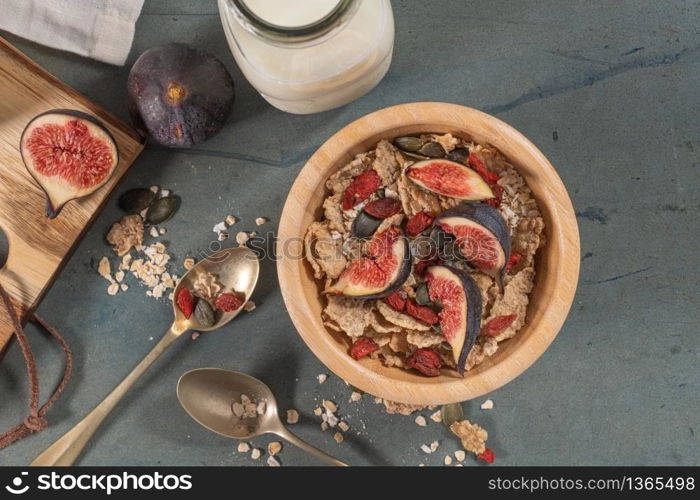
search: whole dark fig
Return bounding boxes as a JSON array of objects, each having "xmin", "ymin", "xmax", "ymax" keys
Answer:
[{"xmin": 127, "ymin": 43, "xmax": 235, "ymax": 148}]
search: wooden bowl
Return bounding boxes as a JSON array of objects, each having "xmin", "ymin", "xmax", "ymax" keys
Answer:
[{"xmin": 277, "ymin": 102, "xmax": 579, "ymax": 404}]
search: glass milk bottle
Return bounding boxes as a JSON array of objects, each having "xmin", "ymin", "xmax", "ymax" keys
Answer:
[{"xmin": 218, "ymin": 0, "xmax": 394, "ymax": 114}]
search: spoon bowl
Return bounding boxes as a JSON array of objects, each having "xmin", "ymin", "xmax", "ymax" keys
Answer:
[
  {"xmin": 177, "ymin": 368, "xmax": 348, "ymax": 466},
  {"xmin": 174, "ymin": 246, "xmax": 260, "ymax": 331}
]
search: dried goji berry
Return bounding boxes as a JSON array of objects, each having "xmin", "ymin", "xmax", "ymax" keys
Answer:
[
  {"xmin": 384, "ymin": 291, "xmax": 406, "ymax": 311},
  {"xmin": 483, "ymin": 184, "xmax": 504, "ymax": 208},
  {"xmin": 481, "ymin": 314, "xmax": 517, "ymax": 336},
  {"xmin": 507, "ymin": 251, "xmax": 521, "ymax": 272},
  {"xmin": 176, "ymin": 288, "xmax": 195, "ymax": 319},
  {"xmin": 478, "ymin": 447, "xmax": 495, "ymax": 464},
  {"xmin": 350, "ymin": 337, "xmax": 379, "ymax": 360},
  {"xmin": 405, "ymin": 348, "xmax": 442, "ymax": 377},
  {"xmin": 214, "ymin": 292, "xmax": 243, "ymax": 312},
  {"xmin": 406, "ymin": 299, "xmax": 439, "ymax": 325},
  {"xmin": 342, "ymin": 170, "xmax": 381, "ymax": 210},
  {"xmin": 363, "ymin": 197, "xmax": 403, "ymax": 219},
  {"xmin": 406, "ymin": 211, "xmax": 434, "ymax": 236},
  {"xmin": 469, "ymin": 152, "xmax": 500, "ymax": 185}
]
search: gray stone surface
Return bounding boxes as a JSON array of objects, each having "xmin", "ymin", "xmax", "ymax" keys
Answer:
[{"xmin": 0, "ymin": 0, "xmax": 698, "ymax": 466}]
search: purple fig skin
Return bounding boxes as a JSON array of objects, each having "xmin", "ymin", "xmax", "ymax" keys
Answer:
[
  {"xmin": 127, "ymin": 43, "xmax": 235, "ymax": 148},
  {"xmin": 435, "ymin": 203, "xmax": 511, "ymax": 291},
  {"xmin": 426, "ymin": 264, "xmax": 482, "ymax": 375},
  {"xmin": 324, "ymin": 232, "xmax": 412, "ymax": 299},
  {"xmin": 20, "ymin": 109, "xmax": 120, "ymax": 219}
]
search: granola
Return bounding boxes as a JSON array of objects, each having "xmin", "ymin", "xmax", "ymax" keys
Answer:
[{"xmin": 304, "ymin": 134, "xmax": 545, "ymax": 378}]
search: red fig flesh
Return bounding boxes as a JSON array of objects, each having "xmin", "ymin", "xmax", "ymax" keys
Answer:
[
  {"xmin": 435, "ymin": 204, "xmax": 511, "ymax": 290},
  {"xmin": 425, "ymin": 265, "xmax": 482, "ymax": 374},
  {"xmin": 20, "ymin": 110, "xmax": 119, "ymax": 218},
  {"xmin": 406, "ymin": 159, "xmax": 494, "ymax": 200},
  {"xmin": 325, "ymin": 226, "xmax": 411, "ymax": 299}
]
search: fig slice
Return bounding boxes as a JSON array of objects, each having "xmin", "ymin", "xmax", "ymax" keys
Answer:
[
  {"xmin": 435, "ymin": 204, "xmax": 511, "ymax": 290},
  {"xmin": 425, "ymin": 265, "xmax": 482, "ymax": 375},
  {"xmin": 20, "ymin": 110, "xmax": 119, "ymax": 218},
  {"xmin": 406, "ymin": 159, "xmax": 494, "ymax": 201},
  {"xmin": 325, "ymin": 226, "xmax": 411, "ymax": 299}
]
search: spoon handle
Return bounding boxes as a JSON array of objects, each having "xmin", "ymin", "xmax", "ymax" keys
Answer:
[
  {"xmin": 30, "ymin": 325, "xmax": 183, "ymax": 466},
  {"xmin": 273, "ymin": 426, "xmax": 348, "ymax": 466}
]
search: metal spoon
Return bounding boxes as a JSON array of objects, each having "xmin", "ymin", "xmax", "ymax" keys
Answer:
[
  {"xmin": 31, "ymin": 247, "xmax": 260, "ymax": 466},
  {"xmin": 177, "ymin": 368, "xmax": 348, "ymax": 466}
]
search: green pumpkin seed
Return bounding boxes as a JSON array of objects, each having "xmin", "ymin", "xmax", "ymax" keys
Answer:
[
  {"xmin": 118, "ymin": 188, "xmax": 155, "ymax": 214},
  {"xmin": 445, "ymin": 147, "xmax": 469, "ymax": 164},
  {"xmin": 145, "ymin": 195, "xmax": 180, "ymax": 225},
  {"xmin": 194, "ymin": 300, "xmax": 216, "ymax": 327},
  {"xmin": 394, "ymin": 136, "xmax": 425, "ymax": 152},
  {"xmin": 402, "ymin": 151, "xmax": 430, "ymax": 161},
  {"xmin": 417, "ymin": 142, "xmax": 446, "ymax": 158},
  {"xmin": 441, "ymin": 403, "xmax": 465, "ymax": 428},
  {"xmin": 415, "ymin": 282, "xmax": 431, "ymax": 305}
]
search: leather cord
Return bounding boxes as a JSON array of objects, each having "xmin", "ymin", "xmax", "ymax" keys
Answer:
[{"xmin": 0, "ymin": 283, "xmax": 72, "ymax": 449}]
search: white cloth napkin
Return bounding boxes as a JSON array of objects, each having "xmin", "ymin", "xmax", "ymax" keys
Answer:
[{"xmin": 0, "ymin": 0, "xmax": 145, "ymax": 65}]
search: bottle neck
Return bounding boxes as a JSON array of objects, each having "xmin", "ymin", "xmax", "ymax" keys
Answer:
[{"xmin": 228, "ymin": 0, "xmax": 359, "ymax": 46}]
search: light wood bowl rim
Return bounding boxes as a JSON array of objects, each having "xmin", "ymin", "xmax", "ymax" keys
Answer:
[{"xmin": 277, "ymin": 102, "xmax": 580, "ymax": 404}]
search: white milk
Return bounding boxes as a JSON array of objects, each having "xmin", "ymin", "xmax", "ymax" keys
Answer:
[{"xmin": 218, "ymin": 0, "xmax": 394, "ymax": 114}]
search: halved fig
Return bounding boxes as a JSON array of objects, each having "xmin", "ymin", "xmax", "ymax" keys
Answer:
[
  {"xmin": 425, "ymin": 265, "xmax": 482, "ymax": 375},
  {"xmin": 435, "ymin": 204, "xmax": 511, "ymax": 290},
  {"xmin": 406, "ymin": 159, "xmax": 493, "ymax": 201},
  {"xmin": 20, "ymin": 110, "xmax": 119, "ymax": 218},
  {"xmin": 325, "ymin": 226, "xmax": 411, "ymax": 299}
]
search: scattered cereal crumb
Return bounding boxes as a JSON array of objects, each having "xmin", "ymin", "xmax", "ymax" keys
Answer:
[
  {"xmin": 267, "ymin": 455, "xmax": 280, "ymax": 467},
  {"xmin": 244, "ymin": 301, "xmax": 256, "ymax": 312},
  {"xmin": 317, "ymin": 374, "xmax": 328, "ymax": 384},
  {"xmin": 191, "ymin": 332, "xmax": 200, "ymax": 340},
  {"xmin": 454, "ymin": 450, "xmax": 466, "ymax": 462},
  {"xmin": 98, "ymin": 257, "xmax": 112, "ymax": 281},
  {"xmin": 159, "ymin": 189, "xmax": 170, "ymax": 198},
  {"xmin": 235, "ymin": 231, "xmax": 249, "ymax": 246},
  {"xmin": 350, "ymin": 392, "xmax": 362, "ymax": 402},
  {"xmin": 420, "ymin": 444, "xmax": 432, "ymax": 454},
  {"xmin": 450, "ymin": 420, "xmax": 488, "ymax": 455},
  {"xmin": 149, "ymin": 226, "xmax": 159, "ymax": 238},
  {"xmin": 237, "ymin": 442, "xmax": 250, "ymax": 453},
  {"xmin": 268, "ymin": 442, "xmax": 282, "ymax": 455},
  {"xmin": 322, "ymin": 400, "xmax": 337, "ymax": 413},
  {"xmin": 149, "ymin": 185, "xmax": 159, "ymax": 193},
  {"xmin": 120, "ymin": 283, "xmax": 129, "ymax": 292},
  {"xmin": 159, "ymin": 227, "xmax": 166, "ymax": 235},
  {"xmin": 415, "ymin": 415, "xmax": 427, "ymax": 427},
  {"xmin": 430, "ymin": 410, "xmax": 442, "ymax": 423},
  {"xmin": 107, "ymin": 282, "xmax": 119, "ymax": 295},
  {"xmin": 218, "ymin": 232, "xmax": 228, "ymax": 242},
  {"xmin": 213, "ymin": 221, "xmax": 227, "ymax": 234},
  {"xmin": 251, "ymin": 448, "xmax": 262, "ymax": 460},
  {"xmin": 183, "ymin": 258, "xmax": 195, "ymax": 270},
  {"xmin": 232, "ymin": 402, "xmax": 244, "ymax": 417},
  {"xmin": 314, "ymin": 407, "xmax": 323, "ymax": 417},
  {"xmin": 120, "ymin": 254, "xmax": 132, "ymax": 270},
  {"xmin": 338, "ymin": 421, "xmax": 350, "ymax": 432},
  {"xmin": 255, "ymin": 217, "xmax": 268, "ymax": 226},
  {"xmin": 320, "ymin": 421, "xmax": 328, "ymax": 431},
  {"xmin": 444, "ymin": 456, "xmax": 453, "ymax": 466},
  {"xmin": 430, "ymin": 440, "xmax": 440, "ymax": 452},
  {"xmin": 286, "ymin": 409, "xmax": 299, "ymax": 424},
  {"xmin": 225, "ymin": 215, "xmax": 237, "ymax": 226},
  {"xmin": 419, "ymin": 463, "xmax": 425, "ymax": 467},
  {"xmin": 333, "ymin": 432, "xmax": 343, "ymax": 443},
  {"xmin": 115, "ymin": 270, "xmax": 125, "ymax": 282},
  {"xmin": 480, "ymin": 399, "xmax": 494, "ymax": 410}
]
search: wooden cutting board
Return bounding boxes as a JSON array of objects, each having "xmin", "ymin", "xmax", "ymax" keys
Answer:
[{"xmin": 0, "ymin": 37, "xmax": 144, "ymax": 353}]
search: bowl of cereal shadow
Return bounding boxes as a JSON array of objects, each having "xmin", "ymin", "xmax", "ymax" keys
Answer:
[{"xmin": 277, "ymin": 102, "xmax": 579, "ymax": 405}]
